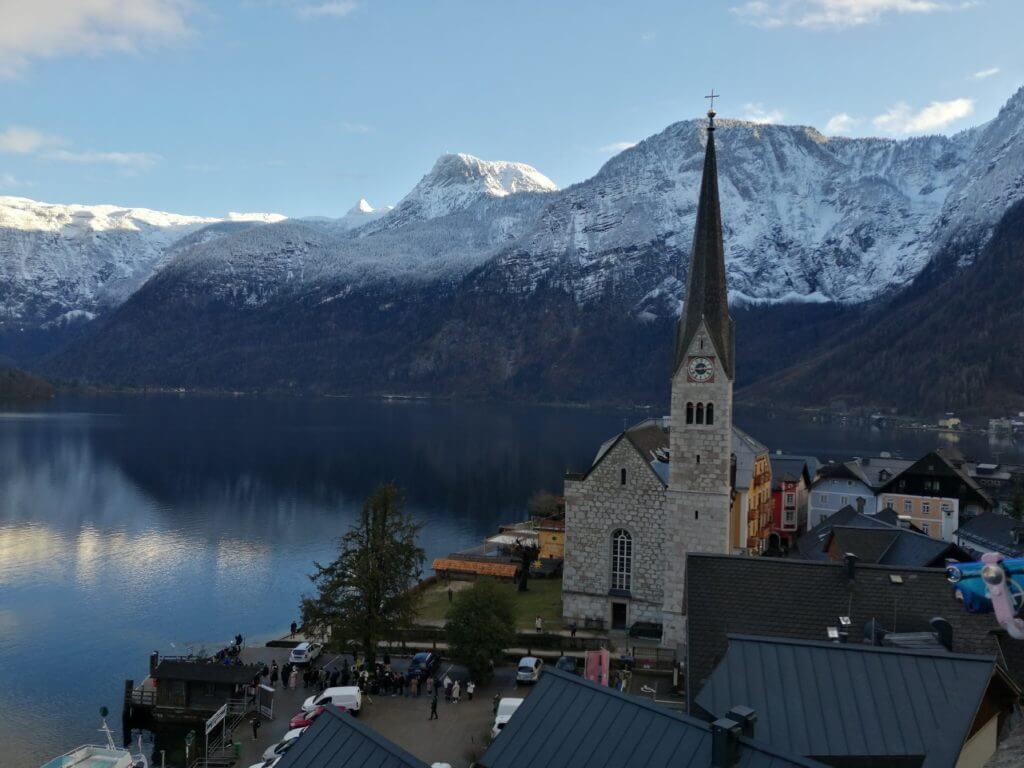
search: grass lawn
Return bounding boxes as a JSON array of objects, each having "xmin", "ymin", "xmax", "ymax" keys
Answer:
[{"xmin": 417, "ymin": 576, "xmax": 564, "ymax": 631}]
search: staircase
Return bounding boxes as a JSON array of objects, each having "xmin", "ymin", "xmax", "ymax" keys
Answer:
[{"xmin": 188, "ymin": 699, "xmax": 253, "ymax": 768}]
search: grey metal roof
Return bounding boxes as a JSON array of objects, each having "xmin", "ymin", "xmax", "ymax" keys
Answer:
[
  {"xmin": 684, "ymin": 554, "xmax": 1018, "ymax": 706},
  {"xmin": 480, "ymin": 667, "xmax": 825, "ymax": 768},
  {"xmin": 695, "ymin": 635, "xmax": 1003, "ymax": 768},
  {"xmin": 954, "ymin": 511, "xmax": 1024, "ymax": 557},
  {"xmin": 276, "ymin": 706, "xmax": 428, "ymax": 768},
  {"xmin": 794, "ymin": 506, "xmax": 893, "ymax": 562},
  {"xmin": 152, "ymin": 660, "xmax": 262, "ymax": 685},
  {"xmin": 768, "ymin": 456, "xmax": 812, "ymax": 491}
]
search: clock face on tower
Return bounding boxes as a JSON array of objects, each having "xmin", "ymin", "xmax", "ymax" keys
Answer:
[{"xmin": 687, "ymin": 356, "xmax": 715, "ymax": 383}]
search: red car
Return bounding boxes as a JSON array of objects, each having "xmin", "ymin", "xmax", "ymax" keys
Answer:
[{"xmin": 289, "ymin": 704, "xmax": 346, "ymax": 729}]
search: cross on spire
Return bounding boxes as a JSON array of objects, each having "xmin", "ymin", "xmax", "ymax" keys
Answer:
[{"xmin": 705, "ymin": 89, "xmax": 719, "ymax": 113}]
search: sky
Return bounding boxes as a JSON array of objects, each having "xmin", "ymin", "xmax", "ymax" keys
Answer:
[{"xmin": 0, "ymin": 0, "xmax": 1021, "ymax": 218}]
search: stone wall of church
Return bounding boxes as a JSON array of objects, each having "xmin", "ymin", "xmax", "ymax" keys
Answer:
[{"xmin": 562, "ymin": 438, "xmax": 668, "ymax": 627}]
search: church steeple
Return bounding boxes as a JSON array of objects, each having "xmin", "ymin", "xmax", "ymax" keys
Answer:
[{"xmin": 673, "ymin": 98, "xmax": 734, "ymax": 380}]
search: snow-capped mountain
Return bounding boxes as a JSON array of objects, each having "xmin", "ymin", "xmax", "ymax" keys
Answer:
[{"xmin": 0, "ymin": 196, "xmax": 284, "ymax": 328}]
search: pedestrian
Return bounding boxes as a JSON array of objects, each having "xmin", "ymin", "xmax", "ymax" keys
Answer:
[
  {"xmin": 429, "ymin": 693, "xmax": 438, "ymax": 721},
  {"xmin": 466, "ymin": 680, "xmax": 475, "ymax": 701},
  {"xmin": 426, "ymin": 676, "xmax": 434, "ymax": 696},
  {"xmin": 289, "ymin": 665, "xmax": 299, "ymax": 690},
  {"xmin": 250, "ymin": 717, "xmax": 261, "ymax": 741},
  {"xmin": 302, "ymin": 667, "xmax": 311, "ymax": 689},
  {"xmin": 411, "ymin": 677, "xmax": 419, "ymax": 697},
  {"xmin": 444, "ymin": 677, "xmax": 452, "ymax": 703},
  {"xmin": 570, "ymin": 621, "xmax": 578, "ymax": 639},
  {"xmin": 452, "ymin": 679, "xmax": 461, "ymax": 703},
  {"xmin": 447, "ymin": 585, "xmax": 453, "ymax": 603},
  {"xmin": 270, "ymin": 662, "xmax": 279, "ymax": 688},
  {"xmin": 535, "ymin": 615, "xmax": 543, "ymax": 633},
  {"xmin": 492, "ymin": 693, "xmax": 501, "ymax": 715},
  {"xmin": 290, "ymin": 621, "xmax": 298, "ymax": 636}
]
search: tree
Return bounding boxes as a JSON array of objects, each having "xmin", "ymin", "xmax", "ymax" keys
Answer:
[
  {"xmin": 445, "ymin": 580, "xmax": 516, "ymax": 680},
  {"xmin": 511, "ymin": 538, "xmax": 539, "ymax": 592},
  {"xmin": 527, "ymin": 491, "xmax": 561, "ymax": 519},
  {"xmin": 301, "ymin": 484, "xmax": 424, "ymax": 665}
]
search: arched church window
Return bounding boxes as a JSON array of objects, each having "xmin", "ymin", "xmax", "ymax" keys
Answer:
[
  {"xmin": 706, "ymin": 403, "xmax": 714, "ymax": 425},
  {"xmin": 611, "ymin": 529, "xmax": 632, "ymax": 591},
  {"xmin": 686, "ymin": 402, "xmax": 694, "ymax": 424},
  {"xmin": 620, "ymin": 468, "xmax": 627, "ymax": 486},
  {"xmin": 696, "ymin": 403, "xmax": 705, "ymax": 425}
]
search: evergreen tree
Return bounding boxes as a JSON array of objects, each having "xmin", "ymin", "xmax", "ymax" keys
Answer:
[
  {"xmin": 301, "ymin": 484, "xmax": 424, "ymax": 664},
  {"xmin": 445, "ymin": 580, "xmax": 516, "ymax": 681}
]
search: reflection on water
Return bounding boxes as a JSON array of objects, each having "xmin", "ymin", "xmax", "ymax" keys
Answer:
[{"xmin": 1, "ymin": 396, "xmax": 1021, "ymax": 767}]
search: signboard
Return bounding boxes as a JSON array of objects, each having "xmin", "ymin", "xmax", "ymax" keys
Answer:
[
  {"xmin": 259, "ymin": 683, "xmax": 275, "ymax": 720},
  {"xmin": 206, "ymin": 703, "xmax": 228, "ymax": 735}
]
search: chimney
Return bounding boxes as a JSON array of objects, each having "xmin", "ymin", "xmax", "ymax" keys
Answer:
[
  {"xmin": 149, "ymin": 651, "xmax": 160, "ymax": 676},
  {"xmin": 711, "ymin": 718, "xmax": 742, "ymax": 768},
  {"xmin": 856, "ymin": 497, "xmax": 866, "ymax": 514},
  {"xmin": 726, "ymin": 706, "xmax": 757, "ymax": 739},
  {"xmin": 930, "ymin": 617, "xmax": 953, "ymax": 651},
  {"xmin": 844, "ymin": 553, "xmax": 858, "ymax": 580}
]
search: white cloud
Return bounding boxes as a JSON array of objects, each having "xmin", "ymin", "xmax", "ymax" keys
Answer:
[
  {"xmin": 872, "ymin": 98, "xmax": 973, "ymax": 134},
  {"xmin": 742, "ymin": 103, "xmax": 784, "ymax": 124},
  {"xmin": 731, "ymin": 0, "xmax": 966, "ymax": 28},
  {"xmin": 46, "ymin": 149, "xmax": 161, "ymax": 170},
  {"xmin": 340, "ymin": 121, "xmax": 372, "ymax": 134},
  {"xmin": 0, "ymin": 126, "xmax": 65, "ymax": 154},
  {"xmin": 0, "ymin": 0, "xmax": 192, "ymax": 78},
  {"xmin": 972, "ymin": 67, "xmax": 1000, "ymax": 80},
  {"xmin": 825, "ymin": 112, "xmax": 859, "ymax": 134},
  {"xmin": 295, "ymin": 1, "xmax": 358, "ymax": 18},
  {"xmin": 598, "ymin": 141, "xmax": 637, "ymax": 154},
  {"xmin": 0, "ymin": 172, "xmax": 32, "ymax": 189}
]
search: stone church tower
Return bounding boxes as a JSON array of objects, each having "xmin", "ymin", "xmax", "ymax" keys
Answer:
[{"xmin": 662, "ymin": 104, "xmax": 735, "ymax": 644}]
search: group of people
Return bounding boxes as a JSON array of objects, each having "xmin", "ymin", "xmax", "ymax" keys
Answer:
[
  {"xmin": 260, "ymin": 658, "xmax": 350, "ymax": 691},
  {"xmin": 426, "ymin": 672, "xmax": 476, "ymax": 720}
]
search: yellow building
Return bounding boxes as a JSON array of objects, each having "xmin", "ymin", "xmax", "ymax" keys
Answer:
[{"xmin": 536, "ymin": 519, "xmax": 565, "ymax": 560}]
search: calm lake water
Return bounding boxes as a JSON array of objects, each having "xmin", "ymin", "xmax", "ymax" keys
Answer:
[{"xmin": 1, "ymin": 395, "xmax": 1022, "ymax": 767}]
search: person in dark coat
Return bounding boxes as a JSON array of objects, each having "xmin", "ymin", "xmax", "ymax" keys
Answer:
[
  {"xmin": 269, "ymin": 661, "xmax": 279, "ymax": 687},
  {"xmin": 290, "ymin": 621, "xmax": 298, "ymax": 636},
  {"xmin": 250, "ymin": 717, "xmax": 261, "ymax": 740},
  {"xmin": 429, "ymin": 693, "xmax": 438, "ymax": 720}
]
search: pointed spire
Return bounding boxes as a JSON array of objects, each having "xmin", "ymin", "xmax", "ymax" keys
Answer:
[{"xmin": 673, "ymin": 100, "xmax": 734, "ymax": 378}]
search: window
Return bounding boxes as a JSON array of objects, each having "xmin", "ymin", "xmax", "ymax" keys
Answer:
[
  {"xmin": 706, "ymin": 403, "xmax": 714, "ymax": 425},
  {"xmin": 922, "ymin": 502, "xmax": 931, "ymax": 514},
  {"xmin": 819, "ymin": 494, "xmax": 827, "ymax": 503},
  {"xmin": 611, "ymin": 530, "xmax": 632, "ymax": 591},
  {"xmin": 620, "ymin": 468, "xmax": 627, "ymax": 486},
  {"xmin": 686, "ymin": 402, "xmax": 694, "ymax": 424},
  {"xmin": 785, "ymin": 493, "xmax": 795, "ymax": 506},
  {"xmin": 941, "ymin": 503, "xmax": 951, "ymax": 515},
  {"xmin": 922, "ymin": 522, "xmax": 930, "ymax": 536},
  {"xmin": 695, "ymin": 510, "xmax": 699, "ymax": 520},
  {"xmin": 886, "ymin": 499, "xmax": 894, "ymax": 510},
  {"xmin": 696, "ymin": 403, "xmax": 705, "ymax": 425},
  {"xmin": 696, "ymin": 454, "xmax": 701, "ymax": 464},
  {"xmin": 903, "ymin": 499, "xmax": 912, "ymax": 513},
  {"xmin": 840, "ymin": 496, "xmax": 848, "ymax": 506}
]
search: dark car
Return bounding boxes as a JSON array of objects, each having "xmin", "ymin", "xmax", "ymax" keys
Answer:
[
  {"xmin": 554, "ymin": 656, "xmax": 578, "ymax": 674},
  {"xmin": 405, "ymin": 651, "xmax": 439, "ymax": 681}
]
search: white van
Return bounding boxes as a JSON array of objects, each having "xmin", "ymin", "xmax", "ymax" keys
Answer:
[
  {"xmin": 491, "ymin": 697, "xmax": 524, "ymax": 738},
  {"xmin": 302, "ymin": 686, "xmax": 362, "ymax": 715}
]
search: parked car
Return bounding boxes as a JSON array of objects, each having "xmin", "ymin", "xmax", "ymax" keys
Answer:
[
  {"xmin": 404, "ymin": 651, "xmax": 439, "ymax": 681},
  {"xmin": 490, "ymin": 697, "xmax": 524, "ymax": 738},
  {"xmin": 302, "ymin": 686, "xmax": 362, "ymax": 716},
  {"xmin": 261, "ymin": 728, "xmax": 306, "ymax": 761},
  {"xmin": 516, "ymin": 656, "xmax": 543, "ymax": 684},
  {"xmin": 289, "ymin": 641, "xmax": 323, "ymax": 665},
  {"xmin": 290, "ymin": 705, "xmax": 329, "ymax": 729},
  {"xmin": 554, "ymin": 656, "xmax": 578, "ymax": 674}
]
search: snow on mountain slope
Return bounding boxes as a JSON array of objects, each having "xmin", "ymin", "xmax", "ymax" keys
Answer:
[
  {"xmin": 300, "ymin": 198, "xmax": 393, "ymax": 234},
  {"xmin": 0, "ymin": 196, "xmax": 284, "ymax": 327},
  {"xmin": 367, "ymin": 153, "xmax": 557, "ymax": 231}
]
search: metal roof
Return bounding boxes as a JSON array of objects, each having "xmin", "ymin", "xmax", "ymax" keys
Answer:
[
  {"xmin": 480, "ymin": 667, "xmax": 825, "ymax": 768},
  {"xmin": 152, "ymin": 660, "xmax": 262, "ymax": 685},
  {"xmin": 954, "ymin": 512, "xmax": 1024, "ymax": 557},
  {"xmin": 276, "ymin": 706, "xmax": 428, "ymax": 768},
  {"xmin": 696, "ymin": 635, "xmax": 1003, "ymax": 768}
]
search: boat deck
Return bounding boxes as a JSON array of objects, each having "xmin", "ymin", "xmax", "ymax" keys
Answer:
[{"xmin": 41, "ymin": 746, "xmax": 134, "ymax": 768}]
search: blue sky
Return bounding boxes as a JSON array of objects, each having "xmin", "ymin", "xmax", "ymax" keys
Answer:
[{"xmin": 0, "ymin": 0, "xmax": 1021, "ymax": 217}]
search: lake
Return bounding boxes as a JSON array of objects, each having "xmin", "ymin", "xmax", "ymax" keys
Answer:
[{"xmin": 1, "ymin": 395, "xmax": 1021, "ymax": 767}]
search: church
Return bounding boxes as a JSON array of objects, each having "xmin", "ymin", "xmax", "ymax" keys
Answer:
[{"xmin": 562, "ymin": 101, "xmax": 741, "ymax": 650}]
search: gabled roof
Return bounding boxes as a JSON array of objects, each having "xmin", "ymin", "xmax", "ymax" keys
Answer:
[
  {"xmin": 684, "ymin": 554, "xmax": 1019, "ymax": 706},
  {"xmin": 815, "ymin": 457, "xmax": 915, "ymax": 491},
  {"xmin": 955, "ymin": 511, "xmax": 1024, "ymax": 556},
  {"xmin": 695, "ymin": 635, "xmax": 1010, "ymax": 768},
  {"xmin": 480, "ymin": 667, "xmax": 825, "ymax": 768},
  {"xmin": 674, "ymin": 114, "xmax": 734, "ymax": 379},
  {"xmin": 879, "ymin": 450, "xmax": 991, "ymax": 506},
  {"xmin": 769, "ymin": 456, "xmax": 812, "ymax": 491},
  {"xmin": 794, "ymin": 505, "xmax": 893, "ymax": 562},
  {"xmin": 152, "ymin": 660, "xmax": 262, "ymax": 685},
  {"xmin": 276, "ymin": 706, "xmax": 428, "ymax": 768}
]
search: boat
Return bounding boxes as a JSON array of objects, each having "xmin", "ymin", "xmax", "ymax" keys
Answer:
[{"xmin": 40, "ymin": 711, "xmax": 148, "ymax": 768}]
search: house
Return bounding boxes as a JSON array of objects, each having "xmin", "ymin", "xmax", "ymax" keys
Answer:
[
  {"xmin": 149, "ymin": 658, "xmax": 262, "ymax": 722},
  {"xmin": 276, "ymin": 705, "xmax": 427, "ymax": 768},
  {"xmin": 955, "ymin": 512, "xmax": 1024, "ymax": 558},
  {"xmin": 808, "ymin": 456, "xmax": 913, "ymax": 528},
  {"xmin": 794, "ymin": 504, "xmax": 972, "ymax": 567},
  {"xmin": 877, "ymin": 451, "xmax": 992, "ymax": 541},
  {"xmin": 683, "ymin": 554, "xmax": 1024, "ymax": 705},
  {"xmin": 732, "ymin": 427, "xmax": 772, "ymax": 554},
  {"xmin": 768, "ymin": 454, "xmax": 816, "ymax": 550},
  {"xmin": 536, "ymin": 518, "xmax": 565, "ymax": 560},
  {"xmin": 695, "ymin": 635, "xmax": 1020, "ymax": 768},
  {"xmin": 479, "ymin": 667, "xmax": 825, "ymax": 768},
  {"xmin": 963, "ymin": 462, "xmax": 1024, "ymax": 515}
]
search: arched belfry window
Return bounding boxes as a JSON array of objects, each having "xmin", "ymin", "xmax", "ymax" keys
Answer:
[
  {"xmin": 686, "ymin": 402, "xmax": 694, "ymax": 424},
  {"xmin": 706, "ymin": 403, "xmax": 714, "ymax": 425},
  {"xmin": 696, "ymin": 403, "xmax": 705, "ymax": 425},
  {"xmin": 611, "ymin": 529, "xmax": 632, "ymax": 591}
]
